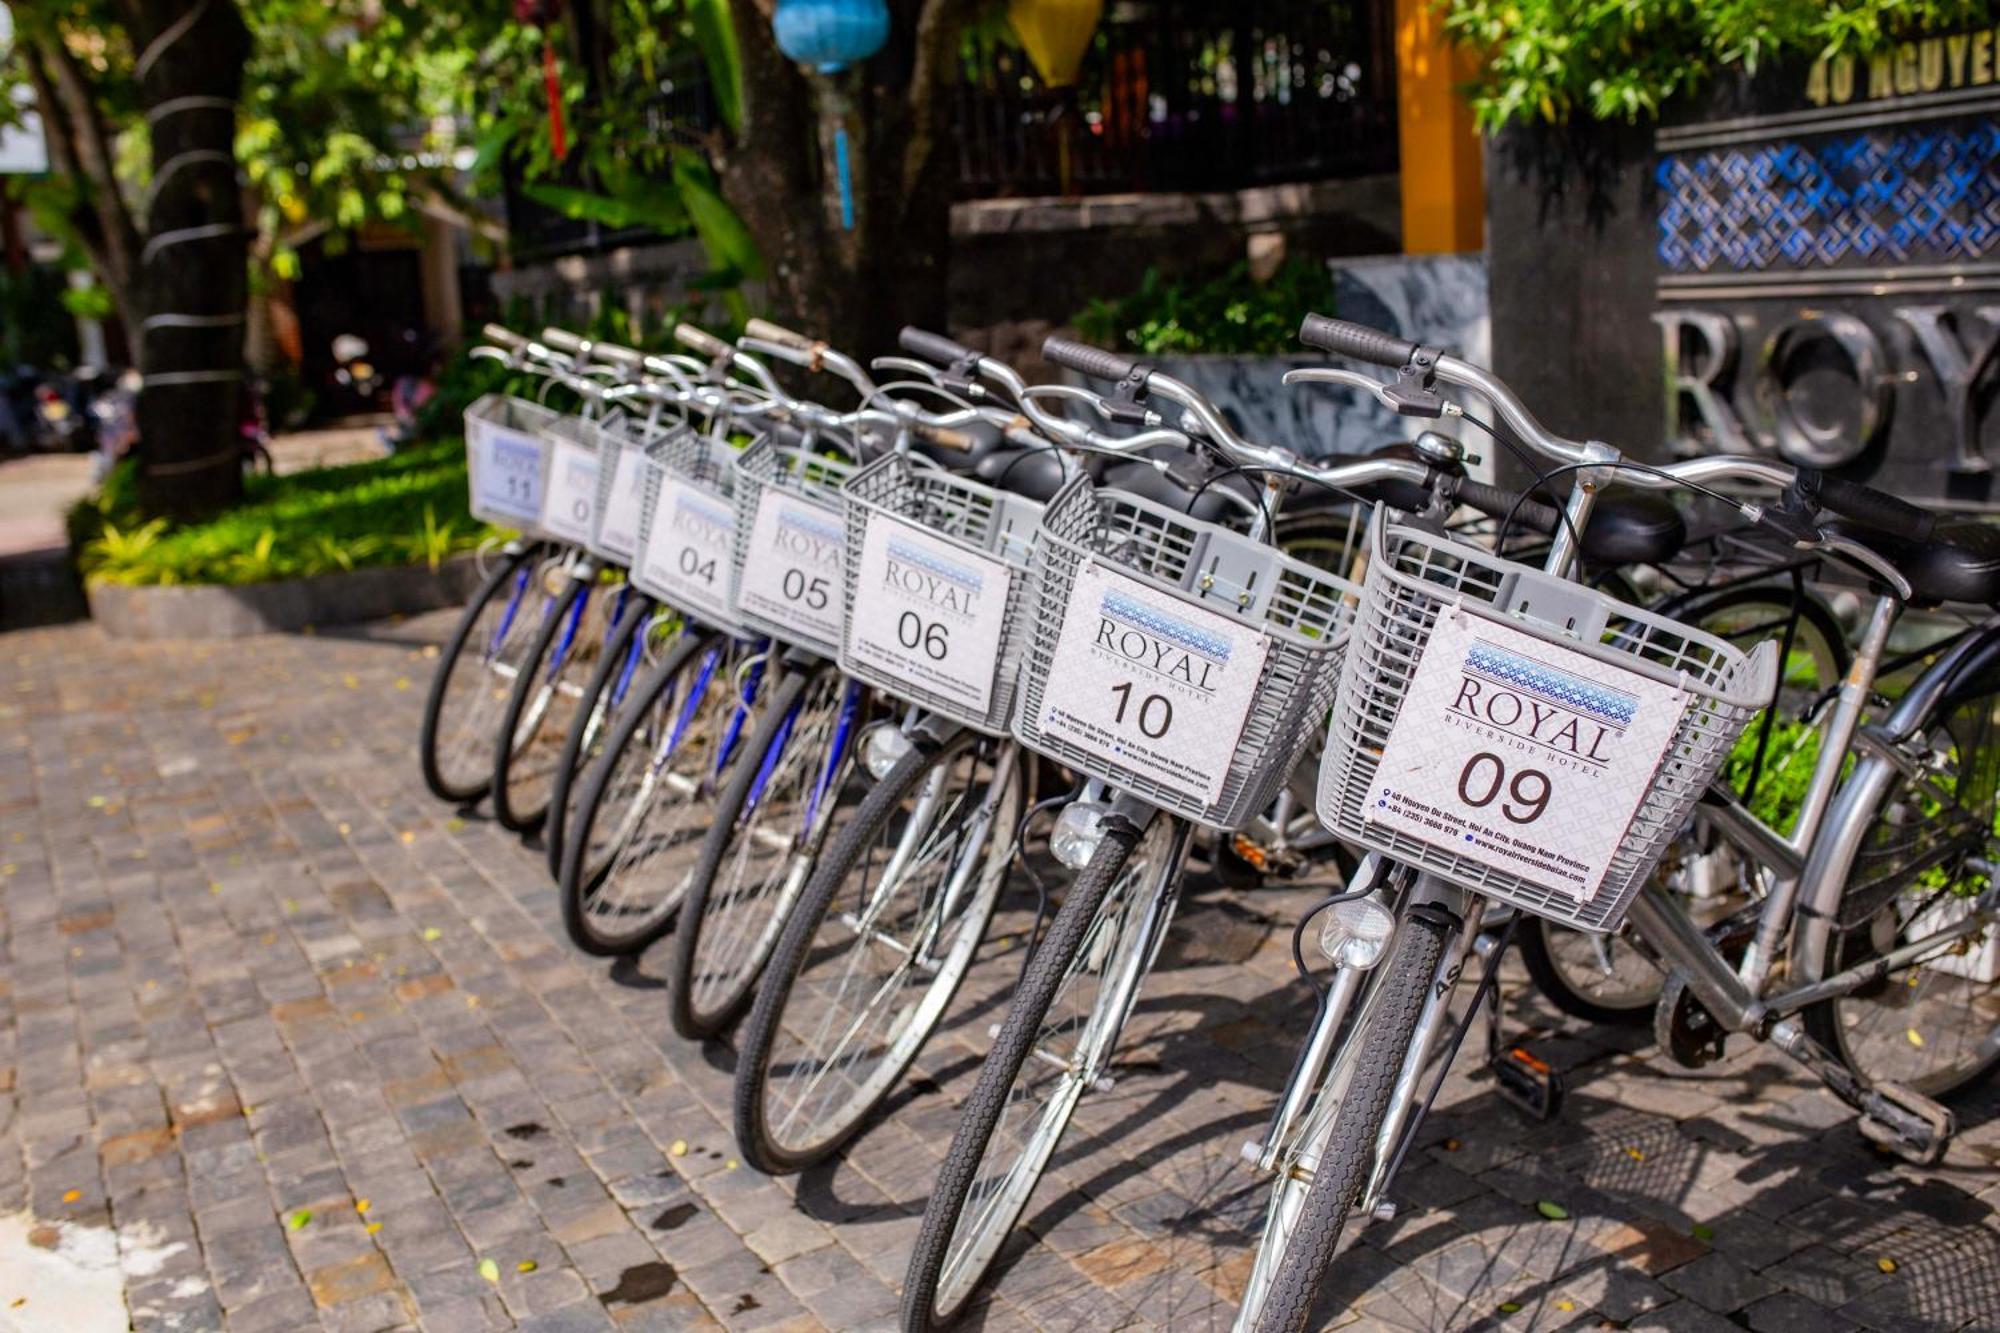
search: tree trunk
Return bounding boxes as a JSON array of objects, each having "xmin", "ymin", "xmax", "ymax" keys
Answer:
[
  {"xmin": 125, "ymin": 0, "xmax": 251, "ymax": 521},
  {"xmin": 716, "ymin": 0, "xmax": 970, "ymax": 357}
]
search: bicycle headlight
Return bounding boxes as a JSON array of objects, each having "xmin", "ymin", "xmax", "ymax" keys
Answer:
[
  {"xmin": 1318, "ymin": 896, "xmax": 1396, "ymax": 971},
  {"xmin": 862, "ymin": 724, "xmax": 913, "ymax": 780},
  {"xmin": 1050, "ymin": 801, "xmax": 1111, "ymax": 871}
]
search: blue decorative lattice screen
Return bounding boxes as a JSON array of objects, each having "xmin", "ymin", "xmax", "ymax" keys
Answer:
[{"xmin": 1656, "ymin": 124, "xmax": 2000, "ymax": 272}]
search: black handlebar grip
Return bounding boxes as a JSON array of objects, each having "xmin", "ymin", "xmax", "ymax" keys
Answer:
[
  {"xmin": 899, "ymin": 326, "xmax": 978, "ymax": 366},
  {"xmin": 1455, "ymin": 479, "xmax": 1562, "ymax": 535},
  {"xmin": 1806, "ymin": 471, "xmax": 1938, "ymax": 544},
  {"xmin": 1298, "ymin": 314, "xmax": 1419, "ymax": 368},
  {"xmin": 1042, "ymin": 336, "xmax": 1139, "ymax": 385}
]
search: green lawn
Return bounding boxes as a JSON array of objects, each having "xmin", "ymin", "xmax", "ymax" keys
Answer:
[{"xmin": 71, "ymin": 437, "xmax": 498, "ymax": 587}]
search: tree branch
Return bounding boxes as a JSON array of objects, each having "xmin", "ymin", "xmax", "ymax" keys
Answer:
[
  {"xmin": 38, "ymin": 28, "xmax": 142, "ymax": 302},
  {"xmin": 900, "ymin": 0, "xmax": 979, "ymax": 200},
  {"xmin": 18, "ymin": 38, "xmax": 139, "ymax": 331}
]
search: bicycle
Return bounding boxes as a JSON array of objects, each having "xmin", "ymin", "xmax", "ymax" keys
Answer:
[
  {"xmin": 1237, "ymin": 316, "xmax": 2000, "ymax": 1330},
  {"xmin": 889, "ymin": 331, "xmax": 1494, "ymax": 1329},
  {"xmin": 420, "ymin": 329, "xmax": 623, "ymax": 812},
  {"xmin": 553, "ymin": 332, "xmax": 798, "ymax": 956}
]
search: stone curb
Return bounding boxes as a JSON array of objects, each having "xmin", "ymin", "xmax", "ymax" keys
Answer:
[{"xmin": 85, "ymin": 554, "xmax": 482, "ymax": 639}]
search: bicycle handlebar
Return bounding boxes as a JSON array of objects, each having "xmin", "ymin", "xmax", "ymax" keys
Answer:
[
  {"xmin": 1297, "ymin": 315, "xmax": 1418, "ymax": 370},
  {"xmin": 743, "ymin": 318, "xmax": 816, "ymax": 352},
  {"xmin": 673, "ymin": 323, "xmax": 732, "ymax": 359},
  {"xmin": 1799, "ymin": 470, "xmax": 1937, "ymax": 544},
  {"xmin": 1043, "ymin": 337, "xmax": 1141, "ymax": 386},
  {"xmin": 897, "ymin": 327, "xmax": 979, "ymax": 367}
]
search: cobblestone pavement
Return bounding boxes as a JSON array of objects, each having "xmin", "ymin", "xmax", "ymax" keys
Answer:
[{"xmin": 3, "ymin": 613, "xmax": 2000, "ymax": 1332}]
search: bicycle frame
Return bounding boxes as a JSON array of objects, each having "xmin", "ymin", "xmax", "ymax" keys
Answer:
[{"xmin": 1627, "ymin": 608, "xmax": 2000, "ymax": 1037}]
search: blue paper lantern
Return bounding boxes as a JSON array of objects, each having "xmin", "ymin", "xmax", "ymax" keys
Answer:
[{"xmin": 772, "ymin": 0, "xmax": 890, "ymax": 74}]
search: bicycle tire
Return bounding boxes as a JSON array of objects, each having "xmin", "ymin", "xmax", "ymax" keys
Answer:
[
  {"xmin": 490, "ymin": 573, "xmax": 593, "ymax": 834},
  {"xmin": 665, "ymin": 665, "xmax": 819, "ymax": 1040},
  {"xmin": 901, "ymin": 811, "xmax": 1171, "ymax": 1330},
  {"xmin": 557, "ymin": 628, "xmax": 725, "ymax": 956},
  {"xmin": 419, "ymin": 543, "xmax": 544, "ymax": 804},
  {"xmin": 1801, "ymin": 690, "xmax": 2000, "ymax": 1099},
  {"xmin": 732, "ymin": 727, "xmax": 1023, "ymax": 1174},
  {"xmin": 1520, "ymin": 584, "xmax": 1848, "ymax": 1026},
  {"xmin": 544, "ymin": 594, "xmax": 661, "ymax": 879},
  {"xmin": 1249, "ymin": 907, "xmax": 1453, "ymax": 1333}
]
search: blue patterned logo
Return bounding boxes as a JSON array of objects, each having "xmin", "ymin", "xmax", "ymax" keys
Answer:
[
  {"xmin": 887, "ymin": 538, "xmax": 983, "ymax": 591},
  {"xmin": 1101, "ymin": 590, "xmax": 1231, "ymax": 662},
  {"xmin": 1657, "ymin": 125, "xmax": 2000, "ymax": 272},
  {"xmin": 1464, "ymin": 641, "xmax": 1634, "ymax": 726}
]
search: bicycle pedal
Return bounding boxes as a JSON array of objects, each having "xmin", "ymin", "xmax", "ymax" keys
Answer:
[
  {"xmin": 1858, "ymin": 1081, "xmax": 1955, "ymax": 1166},
  {"xmin": 1490, "ymin": 1044, "xmax": 1563, "ymax": 1121}
]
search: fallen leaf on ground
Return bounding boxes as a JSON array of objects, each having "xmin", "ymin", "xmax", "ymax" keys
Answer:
[
  {"xmin": 422, "ymin": 927, "xmax": 443, "ymax": 942},
  {"xmin": 287, "ymin": 1210, "xmax": 312, "ymax": 1231},
  {"xmin": 478, "ymin": 1258, "xmax": 499, "ymax": 1284},
  {"xmin": 61, "ymin": 1190, "xmax": 80, "ymax": 1204},
  {"xmin": 1877, "ymin": 1256, "xmax": 1898, "ymax": 1273},
  {"xmin": 517, "ymin": 1260, "xmax": 537, "ymax": 1273},
  {"xmin": 1535, "ymin": 1200, "xmax": 1569, "ymax": 1221},
  {"xmin": 670, "ymin": 1141, "xmax": 687, "ymax": 1156}
]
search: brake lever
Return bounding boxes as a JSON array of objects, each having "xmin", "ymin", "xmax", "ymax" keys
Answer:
[
  {"xmin": 1284, "ymin": 367, "xmax": 1400, "ymax": 409},
  {"xmin": 1811, "ymin": 531, "xmax": 1915, "ymax": 601},
  {"xmin": 1021, "ymin": 383, "xmax": 1169, "ymax": 429}
]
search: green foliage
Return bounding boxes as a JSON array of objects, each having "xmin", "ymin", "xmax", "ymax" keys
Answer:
[
  {"xmin": 0, "ymin": 264, "xmax": 81, "ymax": 368},
  {"xmin": 1444, "ymin": 0, "xmax": 1997, "ymax": 129},
  {"xmin": 72, "ymin": 440, "xmax": 496, "ymax": 587},
  {"xmin": 1073, "ymin": 259, "xmax": 1339, "ymax": 357}
]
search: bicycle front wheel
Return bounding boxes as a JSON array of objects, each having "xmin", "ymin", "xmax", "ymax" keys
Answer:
[
  {"xmin": 491, "ymin": 572, "xmax": 605, "ymax": 833},
  {"xmin": 558, "ymin": 629, "xmax": 740, "ymax": 956},
  {"xmin": 419, "ymin": 543, "xmax": 545, "ymax": 803},
  {"xmin": 544, "ymin": 594, "xmax": 663, "ymax": 879},
  {"xmin": 733, "ymin": 727, "xmax": 1025, "ymax": 1173},
  {"xmin": 668, "ymin": 665, "xmax": 862, "ymax": 1039},
  {"xmin": 902, "ymin": 810, "xmax": 1177, "ymax": 1331},
  {"xmin": 1247, "ymin": 905, "xmax": 1453, "ymax": 1333}
]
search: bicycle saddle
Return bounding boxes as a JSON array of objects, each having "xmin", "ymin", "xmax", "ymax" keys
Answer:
[
  {"xmin": 1581, "ymin": 492, "xmax": 1686, "ymax": 567},
  {"xmin": 1826, "ymin": 518, "xmax": 2000, "ymax": 606}
]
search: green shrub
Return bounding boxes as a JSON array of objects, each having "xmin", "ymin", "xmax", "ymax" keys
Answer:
[
  {"xmin": 1446, "ymin": 0, "xmax": 1992, "ymax": 129},
  {"xmin": 72, "ymin": 438, "xmax": 497, "ymax": 588},
  {"xmin": 1072, "ymin": 259, "xmax": 1339, "ymax": 358}
]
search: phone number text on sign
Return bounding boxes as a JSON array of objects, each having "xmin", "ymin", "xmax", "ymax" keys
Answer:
[
  {"xmin": 1366, "ymin": 610, "xmax": 1683, "ymax": 903},
  {"xmin": 847, "ymin": 515, "xmax": 1012, "ymax": 714},
  {"xmin": 1035, "ymin": 560, "xmax": 1270, "ymax": 807},
  {"xmin": 638, "ymin": 477, "xmax": 737, "ymax": 622}
]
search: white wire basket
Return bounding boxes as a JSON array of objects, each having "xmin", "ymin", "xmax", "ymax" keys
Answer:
[
  {"xmin": 465, "ymin": 394, "xmax": 561, "ymax": 532},
  {"xmin": 729, "ymin": 435, "xmax": 856, "ymax": 659},
  {"xmin": 587, "ymin": 414, "xmax": 687, "ymax": 567},
  {"xmin": 838, "ymin": 452, "xmax": 1042, "ymax": 735},
  {"xmin": 1015, "ymin": 476, "xmax": 1360, "ymax": 831},
  {"xmin": 630, "ymin": 427, "xmax": 753, "ymax": 637},
  {"xmin": 1316, "ymin": 514, "xmax": 1776, "ymax": 933}
]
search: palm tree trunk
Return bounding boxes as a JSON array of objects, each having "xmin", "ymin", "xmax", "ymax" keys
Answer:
[{"xmin": 125, "ymin": 0, "xmax": 251, "ymax": 520}]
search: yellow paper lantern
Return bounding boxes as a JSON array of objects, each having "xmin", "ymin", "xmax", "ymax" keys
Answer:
[{"xmin": 1007, "ymin": 0, "xmax": 1103, "ymax": 89}]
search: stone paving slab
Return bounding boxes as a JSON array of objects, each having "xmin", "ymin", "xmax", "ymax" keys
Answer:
[{"xmin": 2, "ymin": 612, "xmax": 1999, "ymax": 1331}]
